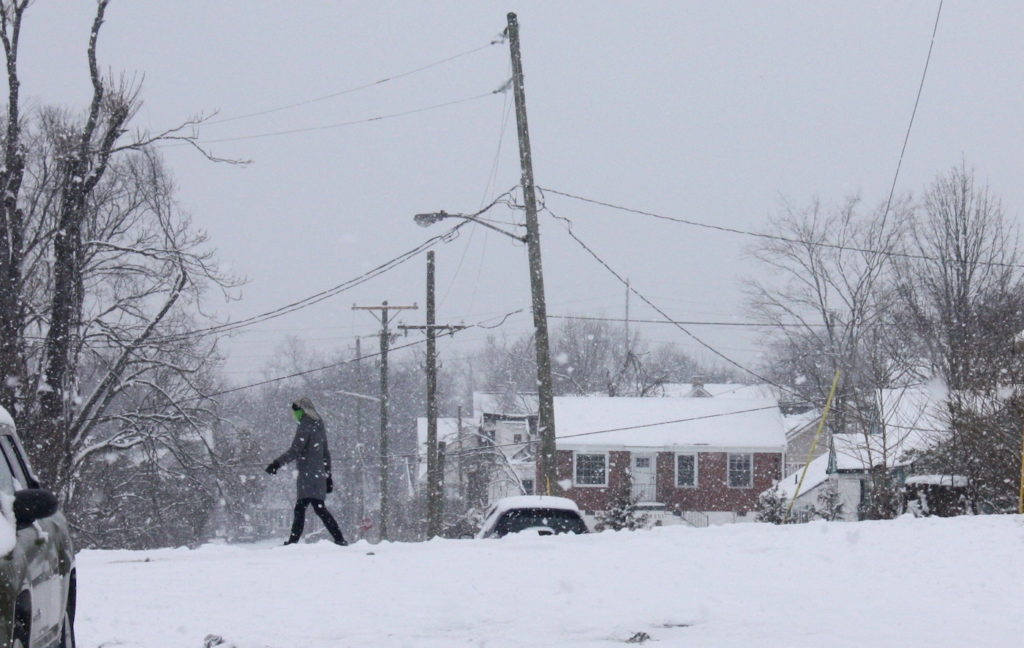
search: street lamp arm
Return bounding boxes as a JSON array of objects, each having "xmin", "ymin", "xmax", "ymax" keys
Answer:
[{"xmin": 415, "ymin": 210, "xmax": 526, "ymax": 243}]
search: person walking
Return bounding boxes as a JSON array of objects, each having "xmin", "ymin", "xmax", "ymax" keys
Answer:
[{"xmin": 266, "ymin": 397, "xmax": 348, "ymax": 546}]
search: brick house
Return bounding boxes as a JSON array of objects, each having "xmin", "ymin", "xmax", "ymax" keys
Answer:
[{"xmin": 552, "ymin": 396, "xmax": 786, "ymax": 526}]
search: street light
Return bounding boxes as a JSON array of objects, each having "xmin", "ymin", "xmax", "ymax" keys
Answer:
[
  {"xmin": 414, "ymin": 210, "xmax": 527, "ymax": 243},
  {"xmin": 413, "ymin": 202, "xmax": 558, "ymax": 497}
]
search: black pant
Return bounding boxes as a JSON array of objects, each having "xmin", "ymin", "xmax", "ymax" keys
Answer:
[{"xmin": 288, "ymin": 498, "xmax": 347, "ymax": 545}]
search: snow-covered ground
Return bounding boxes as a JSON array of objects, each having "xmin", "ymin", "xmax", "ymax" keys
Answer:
[{"xmin": 77, "ymin": 515, "xmax": 1023, "ymax": 647}]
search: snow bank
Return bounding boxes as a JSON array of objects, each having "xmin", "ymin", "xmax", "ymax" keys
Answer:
[{"xmin": 74, "ymin": 515, "xmax": 1024, "ymax": 647}]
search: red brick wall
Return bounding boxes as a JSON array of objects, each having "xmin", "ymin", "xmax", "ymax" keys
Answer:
[
  {"xmin": 553, "ymin": 449, "xmax": 630, "ymax": 512},
  {"xmin": 554, "ymin": 448, "xmax": 782, "ymax": 513},
  {"xmin": 657, "ymin": 451, "xmax": 781, "ymax": 513}
]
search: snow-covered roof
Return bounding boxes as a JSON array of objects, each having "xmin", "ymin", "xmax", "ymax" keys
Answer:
[
  {"xmin": 473, "ymin": 391, "xmax": 538, "ymax": 419},
  {"xmin": 658, "ymin": 382, "xmax": 780, "ymax": 400},
  {"xmin": 775, "ymin": 452, "xmax": 831, "ymax": 500},
  {"xmin": 904, "ymin": 474, "xmax": 968, "ymax": 487},
  {"xmin": 415, "ymin": 417, "xmax": 461, "ymax": 448},
  {"xmin": 488, "ymin": 495, "xmax": 580, "ymax": 516},
  {"xmin": 783, "ymin": 410, "xmax": 819, "ymax": 438},
  {"xmin": 554, "ymin": 396, "xmax": 786, "ymax": 449},
  {"xmin": 0, "ymin": 406, "xmax": 12, "ymax": 430},
  {"xmin": 834, "ymin": 385, "xmax": 948, "ymax": 470}
]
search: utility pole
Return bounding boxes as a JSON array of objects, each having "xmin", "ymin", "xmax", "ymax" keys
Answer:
[
  {"xmin": 355, "ymin": 337, "xmax": 365, "ymax": 526},
  {"xmin": 625, "ymin": 278, "xmax": 631, "ymax": 351},
  {"xmin": 353, "ymin": 300, "xmax": 418, "ymax": 541},
  {"xmin": 456, "ymin": 405, "xmax": 464, "ymax": 503},
  {"xmin": 507, "ymin": 12, "xmax": 558, "ymax": 495},
  {"xmin": 398, "ymin": 251, "xmax": 466, "ymax": 538}
]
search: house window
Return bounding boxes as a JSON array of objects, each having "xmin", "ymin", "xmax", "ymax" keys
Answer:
[
  {"xmin": 513, "ymin": 434, "xmax": 523, "ymax": 444},
  {"xmin": 521, "ymin": 479, "xmax": 534, "ymax": 495},
  {"xmin": 728, "ymin": 453, "xmax": 753, "ymax": 488},
  {"xmin": 634, "ymin": 457, "xmax": 651, "ymax": 469},
  {"xmin": 676, "ymin": 454, "xmax": 697, "ymax": 487},
  {"xmin": 575, "ymin": 453, "xmax": 607, "ymax": 486}
]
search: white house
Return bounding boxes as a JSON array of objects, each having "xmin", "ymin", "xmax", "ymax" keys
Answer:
[{"xmin": 776, "ymin": 385, "xmax": 949, "ymax": 520}]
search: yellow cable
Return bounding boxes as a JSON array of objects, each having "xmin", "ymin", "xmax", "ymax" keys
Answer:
[{"xmin": 785, "ymin": 370, "xmax": 841, "ymax": 522}]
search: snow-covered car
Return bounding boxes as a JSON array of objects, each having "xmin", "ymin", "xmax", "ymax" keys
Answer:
[
  {"xmin": 0, "ymin": 407, "xmax": 76, "ymax": 648},
  {"xmin": 476, "ymin": 496, "xmax": 589, "ymax": 539}
]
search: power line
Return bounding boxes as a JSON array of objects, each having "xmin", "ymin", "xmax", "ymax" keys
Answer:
[
  {"xmin": 403, "ymin": 405, "xmax": 778, "ymax": 460},
  {"xmin": 440, "ymin": 81, "xmax": 515, "ymax": 308},
  {"xmin": 205, "ymin": 37, "xmax": 506, "ymax": 127},
  {"xmin": 546, "ymin": 206, "xmax": 955, "ymax": 441},
  {"xmin": 75, "ymin": 307, "xmax": 526, "ymax": 428},
  {"xmin": 194, "ymin": 90, "xmax": 505, "ymax": 146},
  {"xmin": 150, "ymin": 191, "xmax": 516, "ymax": 345},
  {"xmin": 546, "ymin": 205, "xmax": 790, "ymax": 389},
  {"xmin": 876, "ymin": 0, "xmax": 944, "ymax": 235},
  {"xmin": 539, "ymin": 186, "xmax": 1024, "ymax": 270},
  {"xmin": 547, "ymin": 314, "xmax": 826, "ymax": 329}
]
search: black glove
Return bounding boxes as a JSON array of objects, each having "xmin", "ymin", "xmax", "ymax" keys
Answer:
[
  {"xmin": 326, "ymin": 475, "xmax": 334, "ymax": 493},
  {"xmin": 265, "ymin": 460, "xmax": 281, "ymax": 475}
]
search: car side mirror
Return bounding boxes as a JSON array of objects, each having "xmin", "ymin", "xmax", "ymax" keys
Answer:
[{"xmin": 14, "ymin": 489, "xmax": 58, "ymax": 527}]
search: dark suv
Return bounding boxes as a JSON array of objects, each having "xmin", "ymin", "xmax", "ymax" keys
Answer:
[
  {"xmin": 0, "ymin": 409, "xmax": 75, "ymax": 648},
  {"xmin": 477, "ymin": 496, "xmax": 589, "ymax": 539}
]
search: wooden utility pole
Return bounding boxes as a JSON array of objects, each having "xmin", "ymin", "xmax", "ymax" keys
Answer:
[
  {"xmin": 399, "ymin": 251, "xmax": 466, "ymax": 538},
  {"xmin": 625, "ymin": 278, "xmax": 631, "ymax": 351},
  {"xmin": 507, "ymin": 12, "xmax": 558, "ymax": 495},
  {"xmin": 353, "ymin": 301, "xmax": 417, "ymax": 541}
]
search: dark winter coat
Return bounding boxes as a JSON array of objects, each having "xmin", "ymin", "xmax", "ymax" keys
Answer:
[{"xmin": 274, "ymin": 397, "xmax": 332, "ymax": 501}]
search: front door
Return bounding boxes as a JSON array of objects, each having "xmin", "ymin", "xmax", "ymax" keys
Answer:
[{"xmin": 630, "ymin": 454, "xmax": 657, "ymax": 503}]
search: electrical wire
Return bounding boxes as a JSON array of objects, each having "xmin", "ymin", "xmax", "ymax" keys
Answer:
[
  {"xmin": 150, "ymin": 190, "xmax": 517, "ymax": 345},
  {"xmin": 440, "ymin": 81, "xmax": 515, "ymax": 308},
  {"xmin": 195, "ymin": 90, "xmax": 505, "ymax": 145},
  {"xmin": 404, "ymin": 404, "xmax": 783, "ymax": 462},
  {"xmin": 545, "ymin": 204, "xmax": 787, "ymax": 388},
  {"xmin": 539, "ymin": 186, "xmax": 1024, "ymax": 270},
  {"xmin": 545, "ymin": 204, "xmax": 951, "ymax": 439},
  {"xmin": 547, "ymin": 314, "xmax": 827, "ymax": 328},
  {"xmin": 205, "ymin": 37, "xmax": 506, "ymax": 127},
  {"xmin": 876, "ymin": 0, "xmax": 944, "ymax": 236}
]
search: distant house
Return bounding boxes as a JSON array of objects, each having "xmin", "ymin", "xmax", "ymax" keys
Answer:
[
  {"xmin": 782, "ymin": 410, "xmax": 822, "ymax": 476},
  {"xmin": 658, "ymin": 377, "xmax": 780, "ymax": 400},
  {"xmin": 553, "ymin": 395, "xmax": 787, "ymax": 526},
  {"xmin": 775, "ymin": 385, "xmax": 950, "ymax": 520},
  {"xmin": 444, "ymin": 392, "xmax": 541, "ymax": 507},
  {"xmin": 414, "ymin": 417, "xmax": 461, "ymax": 496}
]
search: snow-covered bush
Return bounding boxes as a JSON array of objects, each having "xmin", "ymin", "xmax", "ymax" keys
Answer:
[{"xmin": 754, "ymin": 485, "xmax": 790, "ymax": 524}]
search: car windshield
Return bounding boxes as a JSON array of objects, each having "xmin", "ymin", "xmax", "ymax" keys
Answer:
[{"xmin": 494, "ymin": 508, "xmax": 587, "ymax": 537}]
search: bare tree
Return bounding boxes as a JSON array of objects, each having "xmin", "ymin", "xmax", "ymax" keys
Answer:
[
  {"xmin": 0, "ymin": 1, "xmax": 30, "ymax": 412},
  {"xmin": 746, "ymin": 195, "xmax": 909, "ymax": 431},
  {"xmin": 894, "ymin": 166, "xmax": 1024, "ymax": 510},
  {"xmin": 0, "ymin": 2, "xmax": 241, "ymax": 505}
]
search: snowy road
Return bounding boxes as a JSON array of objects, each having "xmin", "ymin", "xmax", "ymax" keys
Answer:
[{"xmin": 76, "ymin": 515, "xmax": 1023, "ymax": 647}]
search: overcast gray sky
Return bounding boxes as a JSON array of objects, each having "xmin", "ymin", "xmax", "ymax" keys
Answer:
[{"xmin": 17, "ymin": 1, "xmax": 1024, "ymax": 383}]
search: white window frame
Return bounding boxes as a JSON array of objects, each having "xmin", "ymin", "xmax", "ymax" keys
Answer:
[
  {"xmin": 674, "ymin": 452, "xmax": 698, "ymax": 488},
  {"xmin": 728, "ymin": 452, "xmax": 753, "ymax": 489},
  {"xmin": 573, "ymin": 452, "xmax": 609, "ymax": 488}
]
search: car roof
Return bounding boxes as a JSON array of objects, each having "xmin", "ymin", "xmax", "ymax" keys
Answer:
[{"xmin": 490, "ymin": 495, "xmax": 581, "ymax": 516}]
